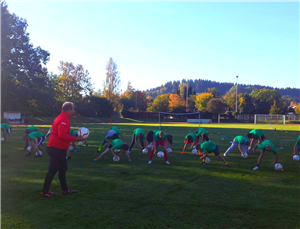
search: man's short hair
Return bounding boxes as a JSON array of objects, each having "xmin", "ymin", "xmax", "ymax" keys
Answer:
[{"xmin": 62, "ymin": 102, "xmax": 74, "ymax": 112}]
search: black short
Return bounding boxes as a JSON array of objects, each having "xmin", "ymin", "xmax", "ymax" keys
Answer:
[
  {"xmin": 261, "ymin": 135, "xmax": 266, "ymax": 141},
  {"xmin": 37, "ymin": 136, "xmax": 46, "ymax": 146},
  {"xmin": 208, "ymin": 145, "xmax": 220, "ymax": 156}
]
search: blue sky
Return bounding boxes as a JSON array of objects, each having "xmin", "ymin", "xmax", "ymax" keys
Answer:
[{"xmin": 5, "ymin": 1, "xmax": 299, "ymax": 93}]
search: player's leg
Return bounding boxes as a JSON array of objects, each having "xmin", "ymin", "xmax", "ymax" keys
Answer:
[
  {"xmin": 215, "ymin": 145, "xmax": 230, "ymax": 167},
  {"xmin": 162, "ymin": 144, "xmax": 169, "ymax": 164},
  {"xmin": 128, "ymin": 134, "xmax": 135, "ymax": 153},
  {"xmin": 182, "ymin": 140, "xmax": 188, "ymax": 154},
  {"xmin": 148, "ymin": 141, "xmax": 156, "ymax": 164},
  {"xmin": 253, "ymin": 150, "xmax": 265, "ymax": 170},
  {"xmin": 94, "ymin": 147, "xmax": 111, "ymax": 161},
  {"xmin": 224, "ymin": 139, "xmax": 238, "ymax": 156}
]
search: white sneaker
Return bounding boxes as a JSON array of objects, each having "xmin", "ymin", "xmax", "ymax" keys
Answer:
[
  {"xmin": 165, "ymin": 161, "xmax": 170, "ymax": 165},
  {"xmin": 148, "ymin": 160, "xmax": 152, "ymax": 164},
  {"xmin": 223, "ymin": 153, "xmax": 227, "ymax": 157},
  {"xmin": 253, "ymin": 166, "xmax": 259, "ymax": 170}
]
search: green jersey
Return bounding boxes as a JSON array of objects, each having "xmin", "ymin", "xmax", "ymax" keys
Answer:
[
  {"xmin": 27, "ymin": 126, "xmax": 38, "ymax": 133},
  {"xmin": 200, "ymin": 141, "xmax": 216, "ymax": 153},
  {"xmin": 257, "ymin": 140, "xmax": 278, "ymax": 153},
  {"xmin": 235, "ymin": 136, "xmax": 250, "ymax": 145},
  {"xmin": 29, "ymin": 132, "xmax": 44, "ymax": 140},
  {"xmin": 153, "ymin": 131, "xmax": 167, "ymax": 142},
  {"xmin": 295, "ymin": 135, "xmax": 300, "ymax": 146},
  {"xmin": 196, "ymin": 128, "xmax": 208, "ymax": 137},
  {"xmin": 1, "ymin": 123, "xmax": 11, "ymax": 130},
  {"xmin": 111, "ymin": 126, "xmax": 121, "ymax": 135},
  {"xmin": 133, "ymin": 128, "xmax": 146, "ymax": 139},
  {"xmin": 111, "ymin": 139, "xmax": 124, "ymax": 150},
  {"xmin": 185, "ymin": 133, "xmax": 196, "ymax": 142},
  {"xmin": 249, "ymin": 129, "xmax": 264, "ymax": 139}
]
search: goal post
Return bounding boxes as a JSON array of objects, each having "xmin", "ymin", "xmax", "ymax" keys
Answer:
[
  {"xmin": 254, "ymin": 114, "xmax": 285, "ymax": 125},
  {"xmin": 158, "ymin": 112, "xmax": 201, "ymax": 130}
]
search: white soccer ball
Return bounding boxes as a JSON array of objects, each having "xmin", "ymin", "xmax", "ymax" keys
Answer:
[
  {"xmin": 167, "ymin": 148, "xmax": 172, "ymax": 154},
  {"xmin": 293, "ymin": 155, "xmax": 300, "ymax": 161},
  {"xmin": 77, "ymin": 127, "xmax": 90, "ymax": 139},
  {"xmin": 78, "ymin": 142, "xmax": 83, "ymax": 146},
  {"xmin": 205, "ymin": 157, "xmax": 210, "ymax": 163},
  {"xmin": 142, "ymin": 148, "xmax": 148, "ymax": 154},
  {"xmin": 69, "ymin": 146, "xmax": 73, "ymax": 151},
  {"xmin": 241, "ymin": 153, "xmax": 248, "ymax": 158},
  {"xmin": 27, "ymin": 146, "xmax": 31, "ymax": 151},
  {"xmin": 192, "ymin": 149, "xmax": 198, "ymax": 155},
  {"xmin": 113, "ymin": 156, "xmax": 120, "ymax": 162},
  {"xmin": 157, "ymin": 151, "xmax": 164, "ymax": 158},
  {"xmin": 1, "ymin": 137, "xmax": 4, "ymax": 142},
  {"xmin": 274, "ymin": 163, "xmax": 283, "ymax": 171}
]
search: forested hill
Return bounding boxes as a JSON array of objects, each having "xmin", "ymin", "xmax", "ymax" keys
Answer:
[{"xmin": 145, "ymin": 79, "xmax": 299, "ymax": 99}]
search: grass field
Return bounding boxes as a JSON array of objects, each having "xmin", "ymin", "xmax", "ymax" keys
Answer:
[{"xmin": 1, "ymin": 123, "xmax": 300, "ymax": 229}]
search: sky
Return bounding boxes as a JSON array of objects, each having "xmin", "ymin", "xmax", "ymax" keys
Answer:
[{"xmin": 5, "ymin": 1, "xmax": 300, "ymax": 93}]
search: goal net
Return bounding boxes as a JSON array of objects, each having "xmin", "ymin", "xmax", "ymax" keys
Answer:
[
  {"xmin": 158, "ymin": 112, "xmax": 201, "ymax": 130},
  {"xmin": 254, "ymin": 114, "xmax": 285, "ymax": 125}
]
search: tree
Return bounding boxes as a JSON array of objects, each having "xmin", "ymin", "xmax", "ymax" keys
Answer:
[
  {"xmin": 169, "ymin": 94, "xmax": 186, "ymax": 112},
  {"xmin": 188, "ymin": 94, "xmax": 197, "ymax": 112},
  {"xmin": 206, "ymin": 98, "xmax": 226, "ymax": 114},
  {"xmin": 251, "ymin": 88, "xmax": 282, "ymax": 114},
  {"xmin": 269, "ymin": 101, "xmax": 281, "ymax": 114},
  {"xmin": 76, "ymin": 95, "xmax": 113, "ymax": 117},
  {"xmin": 1, "ymin": 2, "xmax": 51, "ymax": 114},
  {"xmin": 103, "ymin": 57, "xmax": 121, "ymax": 110},
  {"xmin": 238, "ymin": 93, "xmax": 254, "ymax": 114},
  {"xmin": 295, "ymin": 103, "xmax": 300, "ymax": 115},
  {"xmin": 195, "ymin": 92, "xmax": 213, "ymax": 111},
  {"xmin": 207, "ymin": 87, "xmax": 220, "ymax": 98},
  {"xmin": 57, "ymin": 61, "xmax": 93, "ymax": 101},
  {"xmin": 147, "ymin": 94, "xmax": 170, "ymax": 112}
]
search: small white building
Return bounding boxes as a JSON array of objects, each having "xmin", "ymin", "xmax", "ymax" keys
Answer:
[{"xmin": 3, "ymin": 111, "xmax": 25, "ymax": 123}]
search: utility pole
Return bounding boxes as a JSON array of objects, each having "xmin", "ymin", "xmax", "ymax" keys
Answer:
[
  {"xmin": 236, "ymin": 76, "xmax": 239, "ymax": 118},
  {"xmin": 186, "ymin": 83, "xmax": 189, "ymax": 112}
]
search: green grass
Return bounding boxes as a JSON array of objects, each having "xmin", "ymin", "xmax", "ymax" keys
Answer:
[{"xmin": 2, "ymin": 123, "xmax": 300, "ymax": 229}]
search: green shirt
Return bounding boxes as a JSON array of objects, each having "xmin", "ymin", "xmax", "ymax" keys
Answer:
[
  {"xmin": 111, "ymin": 126, "xmax": 121, "ymax": 135},
  {"xmin": 70, "ymin": 129, "xmax": 75, "ymax": 137},
  {"xmin": 295, "ymin": 135, "xmax": 300, "ymax": 146},
  {"xmin": 185, "ymin": 133, "xmax": 196, "ymax": 142},
  {"xmin": 111, "ymin": 139, "xmax": 124, "ymax": 150},
  {"xmin": 196, "ymin": 128, "xmax": 208, "ymax": 137},
  {"xmin": 27, "ymin": 126, "xmax": 38, "ymax": 133},
  {"xmin": 257, "ymin": 140, "xmax": 278, "ymax": 153},
  {"xmin": 234, "ymin": 136, "xmax": 250, "ymax": 145},
  {"xmin": 133, "ymin": 128, "xmax": 146, "ymax": 139},
  {"xmin": 153, "ymin": 131, "xmax": 168, "ymax": 142},
  {"xmin": 1, "ymin": 123, "xmax": 11, "ymax": 130},
  {"xmin": 200, "ymin": 141, "xmax": 216, "ymax": 153},
  {"xmin": 249, "ymin": 129, "xmax": 264, "ymax": 139},
  {"xmin": 29, "ymin": 132, "xmax": 44, "ymax": 140}
]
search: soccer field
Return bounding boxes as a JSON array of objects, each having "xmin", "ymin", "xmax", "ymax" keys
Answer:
[{"xmin": 1, "ymin": 123, "xmax": 300, "ymax": 229}]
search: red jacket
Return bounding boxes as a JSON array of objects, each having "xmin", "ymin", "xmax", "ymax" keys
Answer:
[{"xmin": 47, "ymin": 111, "xmax": 76, "ymax": 149}]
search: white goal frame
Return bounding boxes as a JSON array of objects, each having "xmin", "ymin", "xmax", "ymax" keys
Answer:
[
  {"xmin": 158, "ymin": 112, "xmax": 201, "ymax": 130},
  {"xmin": 254, "ymin": 114, "xmax": 285, "ymax": 125}
]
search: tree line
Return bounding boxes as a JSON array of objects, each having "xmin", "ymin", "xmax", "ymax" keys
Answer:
[{"xmin": 1, "ymin": 1, "xmax": 299, "ymax": 119}]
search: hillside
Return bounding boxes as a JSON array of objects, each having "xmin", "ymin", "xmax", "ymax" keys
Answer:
[{"xmin": 145, "ymin": 79, "xmax": 299, "ymax": 99}]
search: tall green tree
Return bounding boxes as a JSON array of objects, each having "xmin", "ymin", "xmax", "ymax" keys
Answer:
[
  {"xmin": 147, "ymin": 94, "xmax": 170, "ymax": 112},
  {"xmin": 206, "ymin": 98, "xmax": 226, "ymax": 114},
  {"xmin": 1, "ymin": 2, "xmax": 51, "ymax": 114}
]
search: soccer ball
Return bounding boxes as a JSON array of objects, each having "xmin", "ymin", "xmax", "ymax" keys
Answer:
[
  {"xmin": 192, "ymin": 149, "xmax": 198, "ymax": 155},
  {"xmin": 27, "ymin": 146, "xmax": 31, "ymax": 151},
  {"xmin": 69, "ymin": 146, "xmax": 73, "ymax": 151},
  {"xmin": 157, "ymin": 151, "xmax": 164, "ymax": 158},
  {"xmin": 77, "ymin": 127, "xmax": 89, "ymax": 139},
  {"xmin": 1, "ymin": 137, "xmax": 4, "ymax": 142},
  {"xmin": 78, "ymin": 142, "xmax": 83, "ymax": 146},
  {"xmin": 113, "ymin": 156, "xmax": 120, "ymax": 162},
  {"xmin": 274, "ymin": 163, "xmax": 283, "ymax": 171},
  {"xmin": 293, "ymin": 155, "xmax": 300, "ymax": 161},
  {"xmin": 142, "ymin": 148, "xmax": 148, "ymax": 154},
  {"xmin": 167, "ymin": 148, "xmax": 172, "ymax": 154},
  {"xmin": 241, "ymin": 153, "xmax": 248, "ymax": 158},
  {"xmin": 205, "ymin": 157, "xmax": 210, "ymax": 163}
]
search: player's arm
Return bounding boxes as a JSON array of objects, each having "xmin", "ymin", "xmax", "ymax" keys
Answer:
[
  {"xmin": 190, "ymin": 141, "xmax": 196, "ymax": 149},
  {"xmin": 238, "ymin": 144, "xmax": 244, "ymax": 155},
  {"xmin": 200, "ymin": 152, "xmax": 208, "ymax": 160},
  {"xmin": 258, "ymin": 136, "xmax": 262, "ymax": 144},
  {"xmin": 110, "ymin": 148, "xmax": 117, "ymax": 158},
  {"xmin": 153, "ymin": 141, "xmax": 157, "ymax": 154}
]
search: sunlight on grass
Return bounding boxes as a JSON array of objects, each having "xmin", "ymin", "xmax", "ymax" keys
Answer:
[{"xmin": 11, "ymin": 177, "xmax": 45, "ymax": 184}]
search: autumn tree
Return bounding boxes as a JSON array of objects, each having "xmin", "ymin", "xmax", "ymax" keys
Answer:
[
  {"xmin": 169, "ymin": 94, "xmax": 186, "ymax": 112},
  {"xmin": 295, "ymin": 103, "xmax": 300, "ymax": 115},
  {"xmin": 269, "ymin": 101, "xmax": 281, "ymax": 114},
  {"xmin": 207, "ymin": 87, "xmax": 220, "ymax": 98},
  {"xmin": 195, "ymin": 92, "xmax": 213, "ymax": 111},
  {"xmin": 147, "ymin": 94, "xmax": 170, "ymax": 112}
]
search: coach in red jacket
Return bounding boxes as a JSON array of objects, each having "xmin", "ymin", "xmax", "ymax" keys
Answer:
[{"xmin": 41, "ymin": 102, "xmax": 85, "ymax": 197}]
